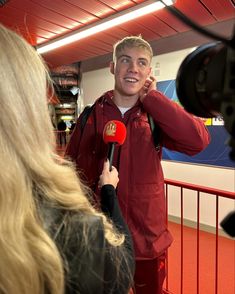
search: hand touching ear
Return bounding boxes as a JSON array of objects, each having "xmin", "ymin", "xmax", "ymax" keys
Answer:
[{"xmin": 139, "ymin": 76, "xmax": 157, "ymax": 102}]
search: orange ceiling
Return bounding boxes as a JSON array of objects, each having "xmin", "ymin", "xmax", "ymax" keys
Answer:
[{"xmin": 0, "ymin": 0, "xmax": 234, "ymax": 69}]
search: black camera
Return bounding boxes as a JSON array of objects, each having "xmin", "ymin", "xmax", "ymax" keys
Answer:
[
  {"xmin": 175, "ymin": 40, "xmax": 235, "ymax": 238},
  {"xmin": 176, "ymin": 41, "xmax": 235, "ymax": 160}
]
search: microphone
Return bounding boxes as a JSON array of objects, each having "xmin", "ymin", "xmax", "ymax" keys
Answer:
[{"xmin": 103, "ymin": 120, "xmax": 127, "ymax": 170}]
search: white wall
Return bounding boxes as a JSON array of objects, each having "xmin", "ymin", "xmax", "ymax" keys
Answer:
[
  {"xmin": 81, "ymin": 47, "xmax": 235, "ymax": 228},
  {"xmin": 81, "ymin": 67, "xmax": 114, "ymax": 105}
]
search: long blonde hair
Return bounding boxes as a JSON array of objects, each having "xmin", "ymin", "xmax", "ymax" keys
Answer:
[{"xmin": 0, "ymin": 24, "xmax": 124, "ymax": 294}]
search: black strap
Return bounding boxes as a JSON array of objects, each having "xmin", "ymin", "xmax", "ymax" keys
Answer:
[
  {"xmin": 80, "ymin": 104, "xmax": 94, "ymax": 133},
  {"xmin": 147, "ymin": 114, "xmax": 161, "ymax": 151}
]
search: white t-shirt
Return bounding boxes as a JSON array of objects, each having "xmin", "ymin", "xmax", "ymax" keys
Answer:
[{"xmin": 118, "ymin": 106, "xmax": 131, "ymax": 116}]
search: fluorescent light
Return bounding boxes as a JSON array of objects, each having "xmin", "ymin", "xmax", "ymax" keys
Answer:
[
  {"xmin": 37, "ymin": 0, "xmax": 175, "ymax": 54},
  {"xmin": 70, "ymin": 86, "xmax": 80, "ymax": 95},
  {"xmin": 61, "ymin": 115, "xmax": 73, "ymax": 120}
]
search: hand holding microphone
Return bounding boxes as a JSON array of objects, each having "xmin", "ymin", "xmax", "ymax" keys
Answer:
[
  {"xmin": 98, "ymin": 159, "xmax": 119, "ymax": 189},
  {"xmin": 103, "ymin": 120, "xmax": 127, "ymax": 170}
]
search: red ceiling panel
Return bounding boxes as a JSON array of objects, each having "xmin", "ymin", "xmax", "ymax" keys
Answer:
[
  {"xmin": 33, "ymin": 0, "xmax": 99, "ymax": 22},
  {"xmin": 7, "ymin": 0, "xmax": 83, "ymax": 29},
  {"xmin": 0, "ymin": 0, "xmax": 234, "ymax": 68},
  {"xmin": 174, "ymin": 0, "xmax": 217, "ymax": 24},
  {"xmin": 42, "ymin": 34, "xmax": 113, "ymax": 67},
  {"xmin": 85, "ymin": 37, "xmax": 113, "ymax": 52},
  {"xmin": 201, "ymin": 0, "xmax": 235, "ymax": 20},
  {"xmin": 103, "ymin": 26, "xmax": 136, "ymax": 40},
  {"xmin": 0, "ymin": 7, "xmax": 73, "ymax": 43},
  {"xmin": 65, "ymin": 0, "xmax": 115, "ymax": 18},
  {"xmin": 152, "ymin": 10, "xmax": 190, "ymax": 33},
  {"xmin": 47, "ymin": 40, "xmax": 109, "ymax": 60},
  {"xmin": 118, "ymin": 19, "xmax": 161, "ymax": 40},
  {"xmin": 134, "ymin": 14, "xmax": 178, "ymax": 37},
  {"xmin": 0, "ymin": 12, "xmax": 58, "ymax": 45},
  {"xmin": 31, "ymin": 0, "xmax": 102, "ymax": 25},
  {"xmin": 97, "ymin": 0, "xmax": 136, "ymax": 11}
]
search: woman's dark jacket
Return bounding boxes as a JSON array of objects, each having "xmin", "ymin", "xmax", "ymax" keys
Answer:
[{"xmin": 39, "ymin": 185, "xmax": 134, "ymax": 294}]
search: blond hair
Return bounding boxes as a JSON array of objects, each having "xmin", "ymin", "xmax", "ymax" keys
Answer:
[
  {"xmin": 113, "ymin": 35, "xmax": 153, "ymax": 62},
  {"xmin": 0, "ymin": 24, "xmax": 125, "ymax": 294}
]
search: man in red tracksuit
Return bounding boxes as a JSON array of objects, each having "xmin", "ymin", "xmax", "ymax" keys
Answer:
[{"xmin": 65, "ymin": 36, "xmax": 210, "ymax": 294}]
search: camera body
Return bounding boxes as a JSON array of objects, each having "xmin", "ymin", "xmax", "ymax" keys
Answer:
[
  {"xmin": 176, "ymin": 42, "xmax": 235, "ymax": 160},
  {"xmin": 176, "ymin": 41, "xmax": 235, "ymax": 237}
]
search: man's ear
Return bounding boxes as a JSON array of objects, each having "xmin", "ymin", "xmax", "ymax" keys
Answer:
[
  {"xmin": 148, "ymin": 66, "xmax": 152, "ymax": 76},
  {"xmin": 109, "ymin": 61, "xmax": 115, "ymax": 75}
]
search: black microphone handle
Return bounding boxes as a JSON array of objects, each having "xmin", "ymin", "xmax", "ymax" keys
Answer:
[{"xmin": 107, "ymin": 143, "xmax": 116, "ymax": 171}]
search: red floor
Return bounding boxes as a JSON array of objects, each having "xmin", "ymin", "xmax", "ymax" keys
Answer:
[
  {"xmin": 166, "ymin": 222, "xmax": 235, "ymax": 294},
  {"xmin": 56, "ymin": 145, "xmax": 66, "ymax": 157}
]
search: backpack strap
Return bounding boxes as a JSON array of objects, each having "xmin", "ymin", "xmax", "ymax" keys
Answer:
[
  {"xmin": 147, "ymin": 114, "xmax": 161, "ymax": 151},
  {"xmin": 80, "ymin": 104, "xmax": 95, "ymax": 133}
]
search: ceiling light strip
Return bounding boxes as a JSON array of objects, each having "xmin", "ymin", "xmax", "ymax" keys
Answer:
[{"xmin": 37, "ymin": 0, "xmax": 175, "ymax": 54}]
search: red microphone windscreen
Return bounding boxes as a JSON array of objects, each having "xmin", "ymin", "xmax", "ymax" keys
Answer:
[{"xmin": 103, "ymin": 120, "xmax": 127, "ymax": 145}]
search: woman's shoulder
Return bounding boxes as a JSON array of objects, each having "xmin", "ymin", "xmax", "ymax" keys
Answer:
[
  {"xmin": 61, "ymin": 212, "xmax": 108, "ymax": 293},
  {"xmin": 65, "ymin": 212, "xmax": 105, "ymax": 245},
  {"xmin": 38, "ymin": 199, "xmax": 105, "ymax": 246},
  {"xmin": 41, "ymin": 205, "xmax": 107, "ymax": 292}
]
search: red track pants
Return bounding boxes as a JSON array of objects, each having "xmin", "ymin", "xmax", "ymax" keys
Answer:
[{"xmin": 133, "ymin": 253, "xmax": 166, "ymax": 294}]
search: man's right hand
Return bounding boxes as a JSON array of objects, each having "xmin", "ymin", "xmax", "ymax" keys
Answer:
[{"xmin": 139, "ymin": 75, "xmax": 157, "ymax": 102}]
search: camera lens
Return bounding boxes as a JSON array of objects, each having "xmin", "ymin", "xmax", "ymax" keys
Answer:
[{"xmin": 176, "ymin": 42, "xmax": 227, "ymax": 118}]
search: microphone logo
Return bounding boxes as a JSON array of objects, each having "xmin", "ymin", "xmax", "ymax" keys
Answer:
[
  {"xmin": 103, "ymin": 120, "xmax": 126, "ymax": 145},
  {"xmin": 104, "ymin": 121, "xmax": 116, "ymax": 137},
  {"xmin": 103, "ymin": 120, "xmax": 126, "ymax": 170}
]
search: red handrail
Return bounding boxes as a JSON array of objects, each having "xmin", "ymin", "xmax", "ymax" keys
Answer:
[
  {"xmin": 164, "ymin": 178, "xmax": 235, "ymax": 199},
  {"xmin": 164, "ymin": 178, "xmax": 234, "ymax": 294}
]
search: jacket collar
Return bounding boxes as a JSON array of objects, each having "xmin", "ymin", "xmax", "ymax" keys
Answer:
[{"xmin": 98, "ymin": 90, "xmax": 142, "ymax": 112}]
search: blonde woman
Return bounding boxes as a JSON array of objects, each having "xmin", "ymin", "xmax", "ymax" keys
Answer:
[{"xmin": 0, "ymin": 23, "xmax": 134, "ymax": 294}]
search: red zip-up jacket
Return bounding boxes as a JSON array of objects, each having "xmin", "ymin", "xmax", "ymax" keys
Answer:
[{"xmin": 65, "ymin": 90, "xmax": 210, "ymax": 260}]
